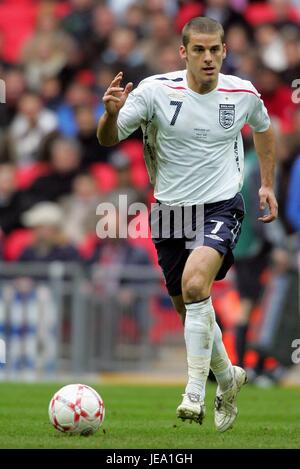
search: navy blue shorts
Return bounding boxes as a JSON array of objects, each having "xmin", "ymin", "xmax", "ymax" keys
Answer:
[{"xmin": 149, "ymin": 193, "xmax": 245, "ymax": 296}]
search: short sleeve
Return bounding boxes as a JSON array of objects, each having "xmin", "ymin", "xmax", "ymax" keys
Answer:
[
  {"xmin": 117, "ymin": 81, "xmax": 154, "ymax": 141},
  {"xmin": 245, "ymin": 82, "xmax": 270, "ymax": 132}
]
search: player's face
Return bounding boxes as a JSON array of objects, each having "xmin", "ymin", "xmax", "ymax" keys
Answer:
[{"xmin": 180, "ymin": 32, "xmax": 226, "ymax": 90}]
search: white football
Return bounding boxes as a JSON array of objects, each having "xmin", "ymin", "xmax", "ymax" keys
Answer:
[{"xmin": 49, "ymin": 384, "xmax": 105, "ymax": 435}]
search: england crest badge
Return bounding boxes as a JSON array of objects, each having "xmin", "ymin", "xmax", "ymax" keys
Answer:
[{"xmin": 219, "ymin": 104, "xmax": 235, "ymax": 129}]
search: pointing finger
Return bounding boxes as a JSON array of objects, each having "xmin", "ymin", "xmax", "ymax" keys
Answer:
[{"xmin": 110, "ymin": 72, "xmax": 123, "ymax": 87}]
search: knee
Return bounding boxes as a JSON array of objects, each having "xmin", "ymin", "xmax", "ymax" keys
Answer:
[{"xmin": 182, "ymin": 273, "xmax": 211, "ymax": 303}]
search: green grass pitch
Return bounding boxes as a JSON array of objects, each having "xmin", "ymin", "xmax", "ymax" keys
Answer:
[{"xmin": 0, "ymin": 382, "xmax": 299, "ymax": 449}]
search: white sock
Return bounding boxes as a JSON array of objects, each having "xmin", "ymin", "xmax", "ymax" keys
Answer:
[
  {"xmin": 184, "ymin": 297, "xmax": 215, "ymax": 400},
  {"xmin": 210, "ymin": 323, "xmax": 234, "ymax": 392}
]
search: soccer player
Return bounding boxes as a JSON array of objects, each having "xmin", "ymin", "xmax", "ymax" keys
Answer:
[{"xmin": 97, "ymin": 17, "xmax": 278, "ymax": 432}]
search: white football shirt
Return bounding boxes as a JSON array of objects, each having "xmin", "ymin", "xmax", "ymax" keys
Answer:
[{"xmin": 117, "ymin": 70, "xmax": 270, "ymax": 205}]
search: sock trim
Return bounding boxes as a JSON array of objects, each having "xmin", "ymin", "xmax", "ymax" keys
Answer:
[{"xmin": 185, "ymin": 296, "xmax": 210, "ymax": 305}]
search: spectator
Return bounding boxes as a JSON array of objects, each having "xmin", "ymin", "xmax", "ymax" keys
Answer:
[
  {"xmin": 60, "ymin": 172, "xmax": 101, "ymax": 246},
  {"xmin": 94, "ymin": 65, "xmax": 116, "ymax": 98},
  {"xmin": 234, "ymin": 49, "xmax": 259, "ymax": 81},
  {"xmin": 140, "ymin": 13, "xmax": 180, "ymax": 72},
  {"xmin": 254, "ymin": 23, "xmax": 287, "ymax": 72},
  {"xmin": 108, "ymin": 0, "xmax": 138, "ymax": 17},
  {"xmin": 222, "ymin": 24, "xmax": 252, "ymax": 75},
  {"xmin": 75, "ymin": 105, "xmax": 111, "ymax": 167},
  {"xmin": 0, "ymin": 68, "xmax": 26, "ymax": 131},
  {"xmin": 281, "ymin": 26, "xmax": 300, "ymax": 85},
  {"xmin": 92, "ymin": 208, "xmax": 153, "ymax": 277},
  {"xmin": 100, "ymin": 27, "xmax": 151, "ymax": 86},
  {"xmin": 0, "ymin": 163, "xmax": 26, "ymax": 235},
  {"xmin": 84, "ymin": 4, "xmax": 116, "ymax": 67},
  {"xmin": 287, "ymin": 108, "xmax": 300, "ymax": 158},
  {"xmin": 7, "ymin": 92, "xmax": 57, "ymax": 166},
  {"xmin": 286, "ymin": 154, "xmax": 300, "ymax": 239},
  {"xmin": 145, "ymin": 0, "xmax": 177, "ymax": 17},
  {"xmin": 19, "ymin": 202, "xmax": 79, "ymax": 262},
  {"xmin": 25, "ymin": 137, "xmax": 81, "ymax": 205},
  {"xmin": 0, "ymin": 30, "xmax": 8, "ymax": 74},
  {"xmin": 124, "ymin": 3, "xmax": 147, "ymax": 39},
  {"xmin": 269, "ymin": 0, "xmax": 300, "ymax": 28},
  {"xmin": 0, "ymin": 231, "xmax": 4, "ymax": 260},
  {"xmin": 57, "ymin": 81, "xmax": 103, "ymax": 137},
  {"xmin": 203, "ymin": 0, "xmax": 252, "ymax": 34},
  {"xmin": 56, "ymin": 40, "xmax": 87, "ymax": 93},
  {"xmin": 40, "ymin": 77, "xmax": 63, "ymax": 113},
  {"xmin": 21, "ymin": 11, "xmax": 74, "ymax": 91},
  {"xmin": 255, "ymin": 66, "xmax": 297, "ymax": 133},
  {"xmin": 62, "ymin": 0, "xmax": 94, "ymax": 43},
  {"xmin": 275, "ymin": 133, "xmax": 298, "ymax": 233},
  {"xmin": 154, "ymin": 45, "xmax": 184, "ymax": 74},
  {"xmin": 91, "ymin": 209, "xmax": 153, "ymax": 338},
  {"xmin": 106, "ymin": 150, "xmax": 145, "ymax": 207}
]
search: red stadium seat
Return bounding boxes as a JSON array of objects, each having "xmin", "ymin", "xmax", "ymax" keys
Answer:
[
  {"xmin": 90, "ymin": 163, "xmax": 118, "ymax": 193},
  {"xmin": 119, "ymin": 140, "xmax": 144, "ymax": 166},
  {"xmin": 149, "ymin": 295, "xmax": 182, "ymax": 343},
  {"xmin": 245, "ymin": 3, "xmax": 274, "ymax": 25},
  {"xmin": 0, "ymin": 2, "xmax": 38, "ymax": 63},
  {"xmin": 3, "ymin": 229, "xmax": 34, "ymax": 261},
  {"xmin": 53, "ymin": 1, "xmax": 71, "ymax": 18},
  {"xmin": 78, "ymin": 233, "xmax": 99, "ymax": 260},
  {"xmin": 175, "ymin": 3, "xmax": 203, "ymax": 33},
  {"xmin": 15, "ymin": 163, "xmax": 50, "ymax": 190},
  {"xmin": 212, "ymin": 280, "xmax": 241, "ymax": 329},
  {"xmin": 1, "ymin": 0, "xmax": 35, "ymax": 4},
  {"xmin": 128, "ymin": 209, "xmax": 159, "ymax": 265},
  {"xmin": 114, "ymin": 140, "xmax": 149, "ymax": 188},
  {"xmin": 130, "ymin": 164, "xmax": 149, "ymax": 189},
  {"xmin": 212, "ymin": 278, "xmax": 242, "ymax": 364},
  {"xmin": 75, "ymin": 69, "xmax": 95, "ymax": 87},
  {"xmin": 245, "ymin": 2, "xmax": 300, "ymax": 26},
  {"xmin": 147, "ymin": 187, "xmax": 156, "ymax": 207}
]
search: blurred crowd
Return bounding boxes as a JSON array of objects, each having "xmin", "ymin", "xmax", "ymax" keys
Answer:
[{"xmin": 0, "ymin": 0, "xmax": 300, "ymax": 382}]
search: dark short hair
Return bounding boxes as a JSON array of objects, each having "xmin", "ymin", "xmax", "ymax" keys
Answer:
[{"xmin": 182, "ymin": 17, "xmax": 225, "ymax": 47}]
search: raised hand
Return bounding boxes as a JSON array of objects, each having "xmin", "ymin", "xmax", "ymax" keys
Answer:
[{"xmin": 102, "ymin": 71, "xmax": 133, "ymax": 116}]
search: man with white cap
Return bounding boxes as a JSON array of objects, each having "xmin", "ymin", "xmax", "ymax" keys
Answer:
[{"xmin": 19, "ymin": 202, "xmax": 79, "ymax": 262}]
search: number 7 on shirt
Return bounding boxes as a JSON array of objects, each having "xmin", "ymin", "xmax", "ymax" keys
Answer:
[{"xmin": 170, "ymin": 101, "xmax": 183, "ymax": 126}]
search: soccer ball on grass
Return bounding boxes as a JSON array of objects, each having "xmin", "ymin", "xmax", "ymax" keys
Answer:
[{"xmin": 49, "ymin": 384, "xmax": 105, "ymax": 435}]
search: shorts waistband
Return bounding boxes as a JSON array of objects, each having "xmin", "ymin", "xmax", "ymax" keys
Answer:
[{"xmin": 155, "ymin": 193, "xmax": 240, "ymax": 208}]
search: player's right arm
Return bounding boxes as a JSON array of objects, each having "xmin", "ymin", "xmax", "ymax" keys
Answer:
[
  {"xmin": 97, "ymin": 71, "xmax": 133, "ymax": 146},
  {"xmin": 246, "ymin": 81, "xmax": 278, "ymax": 223}
]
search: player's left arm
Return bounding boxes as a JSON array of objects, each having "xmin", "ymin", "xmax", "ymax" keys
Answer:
[{"xmin": 253, "ymin": 125, "xmax": 278, "ymax": 223}]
